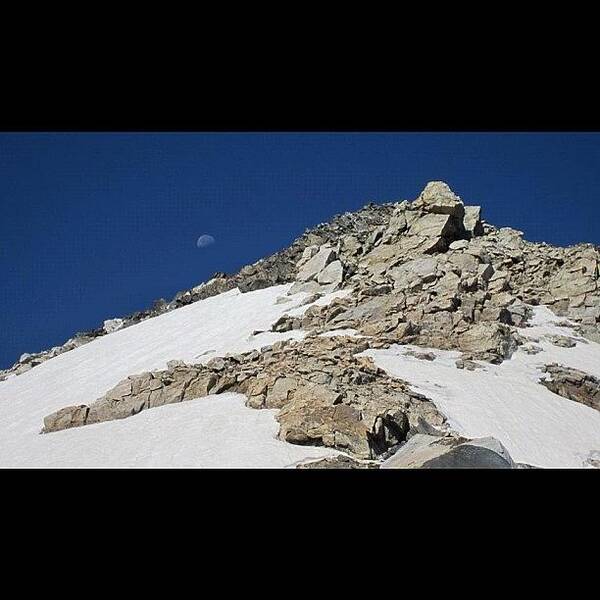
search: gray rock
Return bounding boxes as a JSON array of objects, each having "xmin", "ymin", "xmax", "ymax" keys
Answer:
[
  {"xmin": 297, "ymin": 245, "xmax": 319, "ymax": 266},
  {"xmin": 506, "ymin": 300, "xmax": 532, "ymax": 327},
  {"xmin": 206, "ymin": 357, "xmax": 226, "ymax": 371},
  {"xmin": 317, "ymin": 260, "xmax": 344, "ymax": 286},
  {"xmin": 296, "ymin": 245, "xmax": 336, "ymax": 282},
  {"xmin": 455, "ymin": 358, "xmax": 482, "ymax": 370},
  {"xmin": 382, "ymin": 434, "xmax": 462, "ymax": 468},
  {"xmin": 413, "ymin": 181, "xmax": 465, "ymax": 218},
  {"xmin": 382, "ymin": 210, "xmax": 408, "ymax": 243},
  {"xmin": 382, "ymin": 434, "xmax": 516, "ymax": 469},
  {"xmin": 166, "ymin": 359, "xmax": 186, "ymax": 369},
  {"xmin": 466, "ymin": 436, "xmax": 516, "ymax": 467},
  {"xmin": 265, "ymin": 377, "xmax": 298, "ymax": 408},
  {"xmin": 408, "ymin": 213, "xmax": 455, "ymax": 239},
  {"xmin": 458, "ymin": 323, "xmax": 517, "ymax": 360},
  {"xmin": 540, "ymin": 363, "xmax": 600, "ymax": 411},
  {"xmin": 521, "ymin": 344, "xmax": 543, "ymax": 355},
  {"xmin": 449, "ymin": 239, "xmax": 469, "ymax": 250},
  {"xmin": 388, "ymin": 256, "xmax": 439, "ymax": 290},
  {"xmin": 288, "ymin": 280, "xmax": 327, "ymax": 295},
  {"xmin": 297, "ymin": 455, "xmax": 379, "ymax": 469},
  {"xmin": 477, "ymin": 263, "xmax": 494, "ymax": 282},
  {"xmin": 546, "ymin": 335, "xmax": 577, "ymax": 348},
  {"xmin": 463, "ymin": 205, "xmax": 483, "ymax": 237}
]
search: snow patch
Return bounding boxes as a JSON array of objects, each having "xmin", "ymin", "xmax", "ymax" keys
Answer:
[
  {"xmin": 361, "ymin": 306, "xmax": 600, "ymax": 468},
  {"xmin": 0, "ymin": 284, "xmax": 343, "ymax": 468},
  {"xmin": 4, "ymin": 393, "xmax": 338, "ymax": 468}
]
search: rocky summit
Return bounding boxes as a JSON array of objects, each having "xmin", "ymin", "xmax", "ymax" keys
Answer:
[{"xmin": 3, "ymin": 181, "xmax": 600, "ymax": 468}]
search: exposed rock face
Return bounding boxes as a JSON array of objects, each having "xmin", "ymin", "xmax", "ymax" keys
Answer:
[
  {"xmin": 262, "ymin": 181, "xmax": 599, "ymax": 365},
  {"xmin": 381, "ymin": 434, "xmax": 516, "ymax": 469},
  {"xmin": 42, "ymin": 335, "xmax": 447, "ymax": 460},
  {"xmin": 540, "ymin": 363, "xmax": 600, "ymax": 411}
]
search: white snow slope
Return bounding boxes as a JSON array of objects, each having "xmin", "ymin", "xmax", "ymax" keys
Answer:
[
  {"xmin": 4, "ymin": 285, "xmax": 599, "ymax": 469},
  {"xmin": 0, "ymin": 285, "xmax": 342, "ymax": 468},
  {"xmin": 363, "ymin": 306, "xmax": 600, "ymax": 469}
]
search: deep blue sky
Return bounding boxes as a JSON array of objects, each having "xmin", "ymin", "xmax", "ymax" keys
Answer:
[{"xmin": 1, "ymin": 133, "xmax": 599, "ymax": 368}]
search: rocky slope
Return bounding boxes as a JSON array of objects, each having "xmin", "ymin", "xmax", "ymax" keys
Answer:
[
  {"xmin": 0, "ymin": 198, "xmax": 395, "ymax": 381},
  {"xmin": 3, "ymin": 181, "xmax": 600, "ymax": 468}
]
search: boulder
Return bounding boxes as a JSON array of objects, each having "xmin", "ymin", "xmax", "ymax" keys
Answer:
[
  {"xmin": 449, "ymin": 252, "xmax": 480, "ymax": 275},
  {"xmin": 458, "ymin": 323, "xmax": 517, "ymax": 359},
  {"xmin": 166, "ymin": 359, "xmax": 186, "ymax": 369},
  {"xmin": 382, "ymin": 434, "xmax": 516, "ymax": 468},
  {"xmin": 540, "ymin": 363, "xmax": 600, "ymax": 411},
  {"xmin": 297, "ymin": 245, "xmax": 319, "ymax": 267},
  {"xmin": 382, "ymin": 209, "xmax": 408, "ymax": 243},
  {"xmin": 296, "ymin": 245, "xmax": 336, "ymax": 282},
  {"xmin": 506, "ymin": 300, "xmax": 531, "ymax": 327},
  {"xmin": 463, "ymin": 205, "xmax": 483, "ymax": 237},
  {"xmin": 277, "ymin": 383, "xmax": 371, "ymax": 457},
  {"xmin": 288, "ymin": 280, "xmax": 327, "ymax": 295},
  {"xmin": 408, "ymin": 213, "xmax": 455, "ymax": 239},
  {"xmin": 388, "ymin": 257, "xmax": 440, "ymax": 291},
  {"xmin": 546, "ymin": 335, "xmax": 577, "ymax": 348},
  {"xmin": 413, "ymin": 181, "xmax": 465, "ymax": 218},
  {"xmin": 317, "ymin": 260, "xmax": 344, "ymax": 286}
]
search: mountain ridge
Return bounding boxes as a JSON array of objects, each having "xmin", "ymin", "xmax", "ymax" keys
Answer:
[
  {"xmin": 4, "ymin": 181, "xmax": 598, "ymax": 382},
  {"xmin": 4, "ymin": 181, "xmax": 599, "ymax": 468}
]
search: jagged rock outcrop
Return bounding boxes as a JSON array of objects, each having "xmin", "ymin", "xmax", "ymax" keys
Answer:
[
  {"xmin": 263, "ymin": 181, "xmax": 598, "ymax": 364},
  {"xmin": 540, "ymin": 363, "xmax": 600, "ymax": 411},
  {"xmin": 42, "ymin": 334, "xmax": 447, "ymax": 459}
]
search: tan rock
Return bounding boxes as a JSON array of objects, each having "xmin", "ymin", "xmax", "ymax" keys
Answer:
[
  {"xmin": 265, "ymin": 377, "xmax": 298, "ymax": 408},
  {"xmin": 463, "ymin": 205, "xmax": 483, "ymax": 237},
  {"xmin": 317, "ymin": 260, "xmax": 344, "ymax": 286},
  {"xmin": 296, "ymin": 245, "xmax": 336, "ymax": 282},
  {"xmin": 413, "ymin": 181, "xmax": 465, "ymax": 218},
  {"xmin": 43, "ymin": 405, "xmax": 89, "ymax": 433}
]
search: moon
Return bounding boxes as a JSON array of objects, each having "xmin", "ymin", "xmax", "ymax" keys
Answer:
[{"xmin": 196, "ymin": 234, "xmax": 215, "ymax": 249}]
